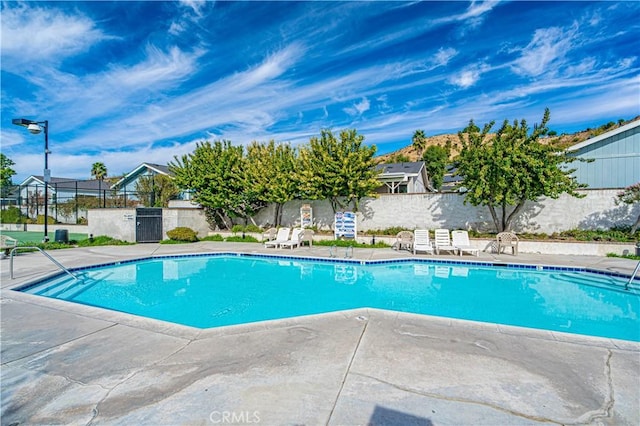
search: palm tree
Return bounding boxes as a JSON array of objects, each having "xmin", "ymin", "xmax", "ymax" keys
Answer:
[
  {"xmin": 412, "ymin": 130, "xmax": 427, "ymax": 159},
  {"xmin": 91, "ymin": 162, "xmax": 107, "ymax": 180}
]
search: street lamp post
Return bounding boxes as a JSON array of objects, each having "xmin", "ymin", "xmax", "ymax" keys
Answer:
[{"xmin": 12, "ymin": 118, "xmax": 50, "ymax": 242}]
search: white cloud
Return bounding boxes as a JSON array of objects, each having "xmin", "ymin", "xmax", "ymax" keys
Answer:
[
  {"xmin": 168, "ymin": 21, "xmax": 186, "ymax": 36},
  {"xmin": 178, "ymin": 0, "xmax": 208, "ymax": 17},
  {"xmin": 356, "ymin": 98, "xmax": 371, "ymax": 114},
  {"xmin": 432, "ymin": 0, "xmax": 498, "ymax": 26},
  {"xmin": 7, "ymin": 45, "xmax": 203, "ymax": 134},
  {"xmin": 512, "ymin": 26, "xmax": 575, "ymax": 77},
  {"xmin": 432, "ymin": 47, "xmax": 458, "ymax": 68},
  {"xmin": 106, "ymin": 45, "xmax": 198, "ymax": 89},
  {"xmin": 0, "ymin": 3, "xmax": 110, "ymax": 67},
  {"xmin": 449, "ymin": 63, "xmax": 489, "ymax": 88}
]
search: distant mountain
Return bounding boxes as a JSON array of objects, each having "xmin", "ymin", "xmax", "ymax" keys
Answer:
[{"xmin": 376, "ymin": 116, "xmax": 640, "ymax": 163}]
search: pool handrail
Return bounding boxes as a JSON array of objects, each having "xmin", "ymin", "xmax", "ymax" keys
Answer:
[
  {"xmin": 10, "ymin": 246, "xmax": 79, "ymax": 281},
  {"xmin": 627, "ymin": 261, "xmax": 640, "ymax": 291}
]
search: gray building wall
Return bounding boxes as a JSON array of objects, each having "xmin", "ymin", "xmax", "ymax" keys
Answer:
[{"xmin": 567, "ymin": 122, "xmax": 640, "ymax": 189}]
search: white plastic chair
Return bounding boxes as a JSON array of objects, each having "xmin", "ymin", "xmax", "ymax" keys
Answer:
[
  {"xmin": 433, "ymin": 229, "xmax": 458, "ymax": 255},
  {"xmin": 452, "ymin": 230, "xmax": 479, "ymax": 257},
  {"xmin": 280, "ymin": 228, "xmax": 304, "ymax": 250},
  {"xmin": 264, "ymin": 227, "xmax": 291, "ymax": 248},
  {"xmin": 413, "ymin": 229, "xmax": 434, "ymax": 255}
]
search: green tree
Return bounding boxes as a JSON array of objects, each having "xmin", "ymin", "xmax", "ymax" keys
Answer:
[
  {"xmin": 169, "ymin": 140, "xmax": 263, "ymax": 229},
  {"xmin": 616, "ymin": 182, "xmax": 640, "ymax": 234},
  {"xmin": 412, "ymin": 129, "xmax": 427, "ymax": 158},
  {"xmin": 91, "ymin": 162, "xmax": 107, "ymax": 180},
  {"xmin": 455, "ymin": 108, "xmax": 586, "ymax": 232},
  {"xmin": 246, "ymin": 140, "xmax": 298, "ymax": 226},
  {"xmin": 422, "ymin": 144, "xmax": 450, "ymax": 190},
  {"xmin": 135, "ymin": 174, "xmax": 180, "ymax": 207},
  {"xmin": 298, "ymin": 129, "xmax": 379, "ymax": 212},
  {"xmin": 0, "ymin": 153, "xmax": 16, "ymax": 197}
]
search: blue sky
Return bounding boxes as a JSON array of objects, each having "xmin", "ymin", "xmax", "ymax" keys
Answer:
[{"xmin": 2, "ymin": 0, "xmax": 639, "ymax": 182}]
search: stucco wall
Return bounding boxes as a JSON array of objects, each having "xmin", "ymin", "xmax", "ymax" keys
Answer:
[
  {"xmin": 162, "ymin": 208, "xmax": 210, "ymax": 239},
  {"xmin": 252, "ymin": 189, "xmax": 638, "ymax": 234},
  {"xmin": 86, "ymin": 189, "xmax": 637, "ymax": 241},
  {"xmin": 88, "ymin": 207, "xmax": 210, "ymax": 242},
  {"xmin": 88, "ymin": 209, "xmax": 137, "ymax": 242}
]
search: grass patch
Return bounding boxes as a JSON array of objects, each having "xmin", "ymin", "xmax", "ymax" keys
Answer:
[
  {"xmin": 201, "ymin": 234, "xmax": 224, "ymax": 242},
  {"xmin": 225, "ymin": 235, "xmax": 259, "ymax": 243},
  {"xmin": 76, "ymin": 235, "xmax": 133, "ymax": 247},
  {"xmin": 607, "ymin": 253, "xmax": 640, "ymax": 261},
  {"xmin": 160, "ymin": 239, "xmax": 193, "ymax": 244}
]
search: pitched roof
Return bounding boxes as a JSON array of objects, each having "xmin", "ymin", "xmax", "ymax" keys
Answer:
[
  {"xmin": 111, "ymin": 162, "xmax": 171, "ymax": 189},
  {"xmin": 567, "ymin": 120, "xmax": 640, "ymax": 152},
  {"xmin": 375, "ymin": 161, "xmax": 425, "ymax": 175},
  {"xmin": 19, "ymin": 176, "xmax": 107, "ymax": 191}
]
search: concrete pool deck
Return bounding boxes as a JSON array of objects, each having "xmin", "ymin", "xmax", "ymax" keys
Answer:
[{"xmin": 1, "ymin": 242, "xmax": 639, "ymax": 425}]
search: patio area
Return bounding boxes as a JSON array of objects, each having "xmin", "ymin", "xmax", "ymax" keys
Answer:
[{"xmin": 1, "ymin": 243, "xmax": 639, "ymax": 425}]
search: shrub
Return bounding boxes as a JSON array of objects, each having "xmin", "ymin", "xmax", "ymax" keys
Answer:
[
  {"xmin": 313, "ymin": 239, "xmax": 389, "ymax": 248},
  {"xmin": 166, "ymin": 227, "xmax": 198, "ymax": 242},
  {"xmin": 231, "ymin": 224, "xmax": 245, "ymax": 234},
  {"xmin": 0, "ymin": 207, "xmax": 26, "ymax": 224},
  {"xmin": 201, "ymin": 234, "xmax": 224, "ymax": 242},
  {"xmin": 244, "ymin": 224, "xmax": 262, "ymax": 233},
  {"xmin": 362, "ymin": 227, "xmax": 412, "ymax": 236},
  {"xmin": 230, "ymin": 224, "xmax": 263, "ymax": 233},
  {"xmin": 36, "ymin": 215, "xmax": 57, "ymax": 224}
]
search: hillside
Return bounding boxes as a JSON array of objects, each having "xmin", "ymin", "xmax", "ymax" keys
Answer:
[{"xmin": 377, "ymin": 116, "xmax": 640, "ymax": 163}]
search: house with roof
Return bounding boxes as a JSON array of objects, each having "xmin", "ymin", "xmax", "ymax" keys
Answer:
[
  {"xmin": 110, "ymin": 162, "xmax": 193, "ymax": 206},
  {"xmin": 566, "ymin": 120, "xmax": 640, "ymax": 189},
  {"xmin": 374, "ymin": 161, "xmax": 434, "ymax": 194},
  {"xmin": 110, "ymin": 163, "xmax": 171, "ymax": 195}
]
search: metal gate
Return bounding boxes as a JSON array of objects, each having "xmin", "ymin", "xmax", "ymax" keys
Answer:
[{"xmin": 136, "ymin": 208, "xmax": 163, "ymax": 243}]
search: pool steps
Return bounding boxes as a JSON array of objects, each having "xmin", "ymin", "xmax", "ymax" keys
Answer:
[{"xmin": 9, "ymin": 246, "xmax": 78, "ymax": 281}]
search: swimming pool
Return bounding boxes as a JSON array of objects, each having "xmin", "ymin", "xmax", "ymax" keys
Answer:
[{"xmin": 19, "ymin": 254, "xmax": 640, "ymax": 341}]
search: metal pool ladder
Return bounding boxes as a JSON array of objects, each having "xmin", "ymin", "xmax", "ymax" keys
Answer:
[
  {"xmin": 10, "ymin": 247, "xmax": 79, "ymax": 280},
  {"xmin": 626, "ymin": 261, "xmax": 640, "ymax": 291}
]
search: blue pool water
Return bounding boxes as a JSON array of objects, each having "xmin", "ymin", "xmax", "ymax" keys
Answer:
[{"xmin": 20, "ymin": 254, "xmax": 640, "ymax": 341}]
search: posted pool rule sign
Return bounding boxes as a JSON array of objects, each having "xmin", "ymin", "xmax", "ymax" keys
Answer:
[
  {"xmin": 334, "ymin": 211, "xmax": 356, "ymax": 239},
  {"xmin": 300, "ymin": 204, "xmax": 312, "ymax": 228}
]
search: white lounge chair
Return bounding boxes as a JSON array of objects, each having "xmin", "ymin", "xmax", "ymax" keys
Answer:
[
  {"xmin": 413, "ymin": 229, "xmax": 434, "ymax": 255},
  {"xmin": 264, "ymin": 227, "xmax": 291, "ymax": 248},
  {"xmin": 452, "ymin": 230, "xmax": 479, "ymax": 257},
  {"xmin": 280, "ymin": 228, "xmax": 304, "ymax": 250},
  {"xmin": 434, "ymin": 229, "xmax": 458, "ymax": 255}
]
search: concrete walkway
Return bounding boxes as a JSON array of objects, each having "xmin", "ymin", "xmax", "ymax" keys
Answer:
[{"xmin": 1, "ymin": 243, "xmax": 639, "ymax": 425}]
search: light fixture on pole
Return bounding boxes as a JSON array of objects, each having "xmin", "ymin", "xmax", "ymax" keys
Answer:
[{"xmin": 12, "ymin": 118, "xmax": 50, "ymax": 242}]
